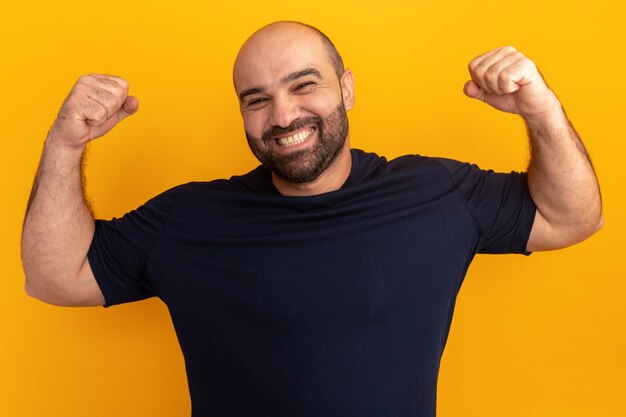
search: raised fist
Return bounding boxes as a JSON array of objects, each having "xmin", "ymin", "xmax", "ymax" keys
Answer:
[
  {"xmin": 48, "ymin": 74, "xmax": 138, "ymax": 149},
  {"xmin": 464, "ymin": 46, "xmax": 560, "ymax": 120}
]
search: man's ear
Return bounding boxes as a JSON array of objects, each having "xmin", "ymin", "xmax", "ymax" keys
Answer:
[{"xmin": 340, "ymin": 69, "xmax": 355, "ymax": 111}]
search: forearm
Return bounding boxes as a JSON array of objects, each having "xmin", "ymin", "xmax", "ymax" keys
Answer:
[
  {"xmin": 525, "ymin": 101, "xmax": 603, "ymax": 241},
  {"xmin": 21, "ymin": 136, "xmax": 95, "ymax": 297},
  {"xmin": 465, "ymin": 46, "xmax": 603, "ymax": 250}
]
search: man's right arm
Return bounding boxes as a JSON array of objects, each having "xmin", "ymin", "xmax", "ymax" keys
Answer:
[{"xmin": 21, "ymin": 74, "xmax": 138, "ymax": 306}]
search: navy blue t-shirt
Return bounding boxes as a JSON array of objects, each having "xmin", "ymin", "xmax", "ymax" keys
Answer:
[{"xmin": 88, "ymin": 149, "xmax": 536, "ymax": 417}]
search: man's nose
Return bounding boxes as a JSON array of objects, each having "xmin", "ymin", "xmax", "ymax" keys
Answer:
[{"xmin": 269, "ymin": 95, "xmax": 300, "ymax": 128}]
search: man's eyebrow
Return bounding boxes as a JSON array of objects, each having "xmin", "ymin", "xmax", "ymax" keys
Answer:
[
  {"xmin": 238, "ymin": 68, "xmax": 322, "ymax": 102},
  {"xmin": 282, "ymin": 68, "xmax": 322, "ymax": 83},
  {"xmin": 238, "ymin": 87, "xmax": 264, "ymax": 102}
]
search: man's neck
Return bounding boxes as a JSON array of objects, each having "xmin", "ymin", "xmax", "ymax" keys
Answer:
[{"xmin": 271, "ymin": 143, "xmax": 352, "ymax": 197}]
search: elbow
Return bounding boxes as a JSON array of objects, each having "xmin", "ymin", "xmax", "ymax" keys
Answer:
[
  {"xmin": 589, "ymin": 213, "xmax": 604, "ymax": 240},
  {"xmin": 22, "ymin": 252, "xmax": 70, "ymax": 305},
  {"xmin": 23, "ymin": 271, "xmax": 70, "ymax": 306},
  {"xmin": 24, "ymin": 274, "xmax": 55, "ymax": 304},
  {"xmin": 592, "ymin": 214, "xmax": 604, "ymax": 234},
  {"xmin": 584, "ymin": 210, "xmax": 604, "ymax": 236},
  {"xmin": 24, "ymin": 282, "xmax": 45, "ymax": 302},
  {"xmin": 528, "ymin": 205, "xmax": 603, "ymax": 252},
  {"xmin": 546, "ymin": 213, "xmax": 603, "ymax": 251},
  {"xmin": 21, "ymin": 248, "xmax": 100, "ymax": 307},
  {"xmin": 24, "ymin": 277, "xmax": 36, "ymax": 298},
  {"xmin": 22, "ymin": 259, "xmax": 48, "ymax": 302},
  {"xmin": 23, "ymin": 259, "xmax": 41, "ymax": 300},
  {"xmin": 23, "ymin": 263, "xmax": 104, "ymax": 307},
  {"xmin": 570, "ymin": 213, "xmax": 604, "ymax": 245},
  {"xmin": 21, "ymin": 250, "xmax": 49, "ymax": 303}
]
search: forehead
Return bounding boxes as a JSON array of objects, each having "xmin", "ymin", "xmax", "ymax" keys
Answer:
[{"xmin": 233, "ymin": 25, "xmax": 332, "ymax": 92}]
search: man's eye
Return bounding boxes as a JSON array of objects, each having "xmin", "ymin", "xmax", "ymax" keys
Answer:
[
  {"xmin": 246, "ymin": 98, "xmax": 268, "ymax": 109},
  {"xmin": 295, "ymin": 82, "xmax": 315, "ymax": 91}
]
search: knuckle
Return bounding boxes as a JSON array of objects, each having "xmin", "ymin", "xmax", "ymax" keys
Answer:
[
  {"xmin": 525, "ymin": 59, "xmax": 537, "ymax": 71},
  {"xmin": 88, "ymin": 82, "xmax": 124, "ymax": 108},
  {"xmin": 94, "ymin": 86, "xmax": 112, "ymax": 100},
  {"xmin": 500, "ymin": 65, "xmax": 515, "ymax": 77},
  {"xmin": 513, "ymin": 52, "xmax": 527, "ymax": 63},
  {"xmin": 77, "ymin": 74, "xmax": 91, "ymax": 85},
  {"xmin": 471, "ymin": 64, "xmax": 485, "ymax": 79},
  {"xmin": 84, "ymin": 73, "xmax": 100, "ymax": 81},
  {"xmin": 84, "ymin": 100, "xmax": 106, "ymax": 118},
  {"xmin": 103, "ymin": 78, "xmax": 128, "ymax": 96},
  {"xmin": 484, "ymin": 69, "xmax": 498, "ymax": 82},
  {"xmin": 112, "ymin": 83, "xmax": 127, "ymax": 97},
  {"xmin": 116, "ymin": 77, "xmax": 129, "ymax": 90},
  {"xmin": 498, "ymin": 72, "xmax": 511, "ymax": 87},
  {"xmin": 103, "ymin": 75, "xmax": 129, "ymax": 91},
  {"xmin": 468, "ymin": 59, "xmax": 480, "ymax": 73}
]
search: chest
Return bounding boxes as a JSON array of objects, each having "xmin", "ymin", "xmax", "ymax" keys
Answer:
[{"xmin": 148, "ymin": 189, "xmax": 477, "ymax": 332}]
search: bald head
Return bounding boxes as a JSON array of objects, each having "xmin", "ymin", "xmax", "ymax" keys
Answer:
[
  {"xmin": 233, "ymin": 21, "xmax": 345, "ymax": 91},
  {"xmin": 282, "ymin": 22, "xmax": 345, "ymax": 80}
]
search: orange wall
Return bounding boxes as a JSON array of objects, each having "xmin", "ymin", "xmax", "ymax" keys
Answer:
[{"xmin": 2, "ymin": 1, "xmax": 625, "ymax": 416}]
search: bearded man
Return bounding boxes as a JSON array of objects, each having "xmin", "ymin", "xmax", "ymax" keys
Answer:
[{"xmin": 22, "ymin": 21, "xmax": 602, "ymax": 417}]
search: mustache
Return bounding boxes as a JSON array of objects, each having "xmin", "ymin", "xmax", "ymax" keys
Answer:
[{"xmin": 261, "ymin": 116, "xmax": 322, "ymax": 143}]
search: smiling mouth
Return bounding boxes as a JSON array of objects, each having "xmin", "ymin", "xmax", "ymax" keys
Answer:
[{"xmin": 275, "ymin": 127, "xmax": 315, "ymax": 147}]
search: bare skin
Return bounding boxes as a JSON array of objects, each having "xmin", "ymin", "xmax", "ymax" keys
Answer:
[
  {"xmin": 463, "ymin": 46, "xmax": 603, "ymax": 251},
  {"xmin": 21, "ymin": 24, "xmax": 602, "ymax": 307},
  {"xmin": 21, "ymin": 74, "xmax": 138, "ymax": 306},
  {"xmin": 233, "ymin": 23, "xmax": 355, "ymax": 196}
]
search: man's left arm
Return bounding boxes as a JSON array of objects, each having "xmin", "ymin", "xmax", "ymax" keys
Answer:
[{"xmin": 464, "ymin": 46, "xmax": 603, "ymax": 251}]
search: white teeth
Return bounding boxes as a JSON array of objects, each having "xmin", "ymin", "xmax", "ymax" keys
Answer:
[{"xmin": 277, "ymin": 128, "xmax": 314, "ymax": 147}]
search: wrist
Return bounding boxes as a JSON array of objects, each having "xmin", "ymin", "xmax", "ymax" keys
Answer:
[
  {"xmin": 521, "ymin": 93, "xmax": 564, "ymax": 127},
  {"xmin": 45, "ymin": 134, "xmax": 87, "ymax": 154}
]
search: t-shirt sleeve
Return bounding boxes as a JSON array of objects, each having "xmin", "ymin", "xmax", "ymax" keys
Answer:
[
  {"xmin": 87, "ymin": 187, "xmax": 179, "ymax": 307},
  {"xmin": 435, "ymin": 158, "xmax": 537, "ymax": 255}
]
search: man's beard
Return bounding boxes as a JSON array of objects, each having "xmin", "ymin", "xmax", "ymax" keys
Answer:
[{"xmin": 245, "ymin": 103, "xmax": 349, "ymax": 184}]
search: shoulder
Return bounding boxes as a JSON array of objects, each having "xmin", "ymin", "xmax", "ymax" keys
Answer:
[{"xmin": 351, "ymin": 148, "xmax": 465, "ymax": 184}]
